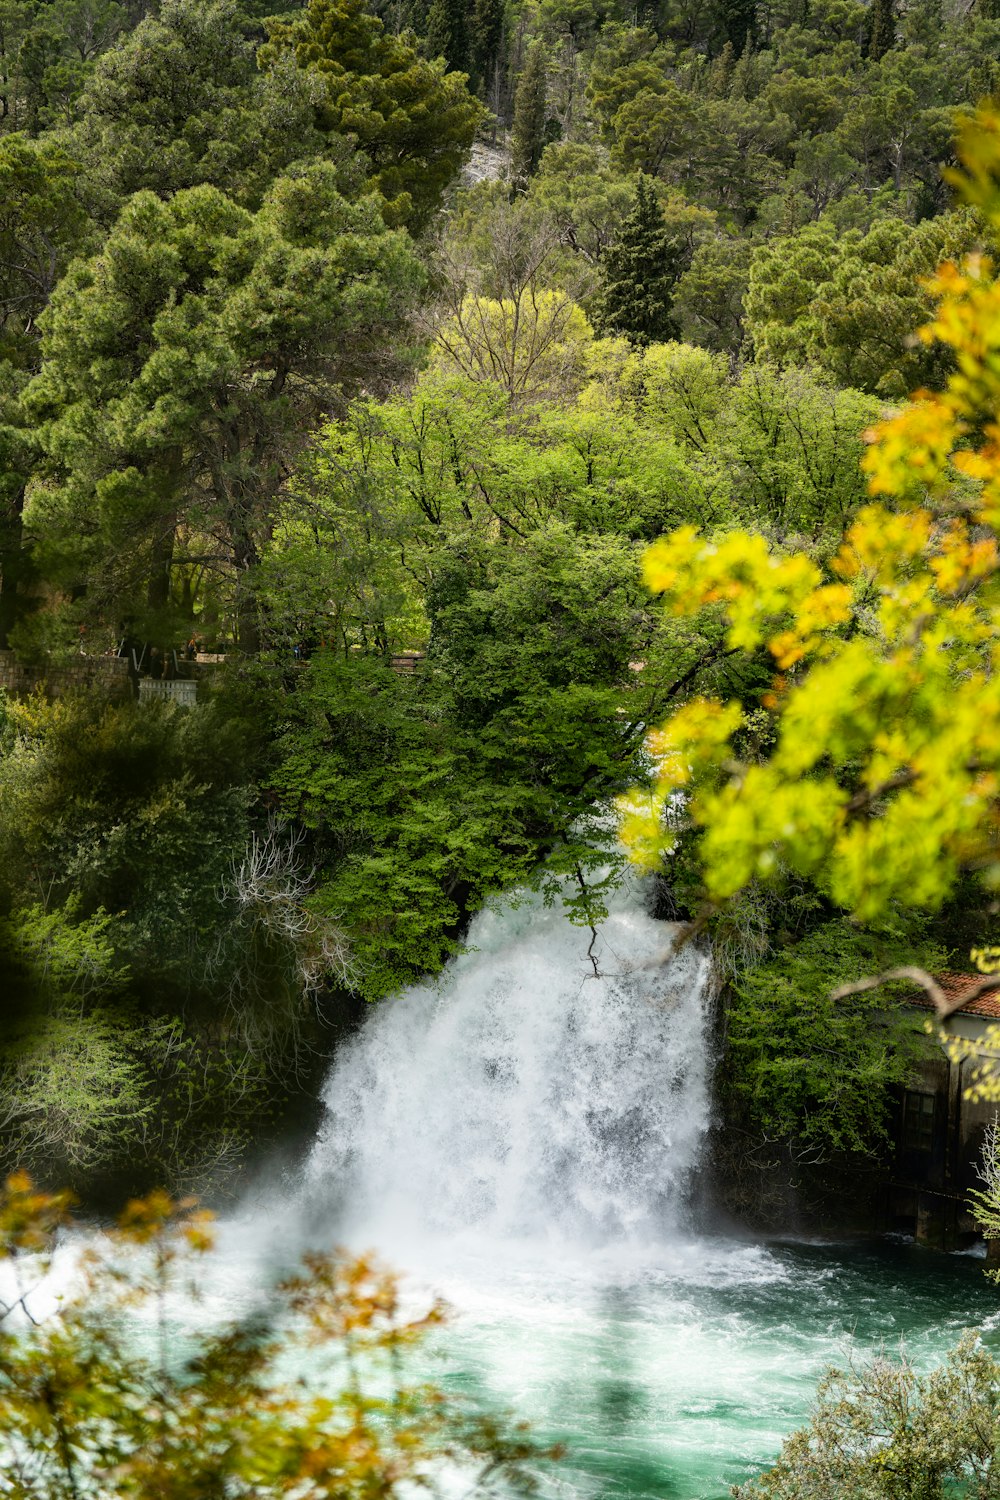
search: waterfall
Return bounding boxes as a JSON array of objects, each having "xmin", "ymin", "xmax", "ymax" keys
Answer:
[
  {"xmin": 303, "ymin": 869, "xmax": 714, "ymax": 1254},
  {"xmin": 219, "ymin": 873, "xmax": 988, "ymax": 1500},
  {"xmin": 201, "ymin": 870, "xmax": 986, "ymax": 1500}
]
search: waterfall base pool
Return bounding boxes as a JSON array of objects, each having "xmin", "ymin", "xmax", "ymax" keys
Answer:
[
  {"xmin": 411, "ymin": 1234, "xmax": 1000, "ymax": 1500},
  {"xmin": 215, "ymin": 868, "xmax": 1000, "ymax": 1499},
  {"xmin": 206, "ymin": 1214, "xmax": 1000, "ymax": 1500}
]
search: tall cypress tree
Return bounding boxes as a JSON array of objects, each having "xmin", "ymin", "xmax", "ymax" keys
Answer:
[
  {"xmin": 867, "ymin": 0, "xmax": 896, "ymax": 59},
  {"xmin": 706, "ymin": 40, "xmax": 735, "ymax": 99},
  {"xmin": 509, "ymin": 41, "xmax": 547, "ymax": 187},
  {"xmin": 470, "ymin": 0, "xmax": 504, "ymax": 97},
  {"xmin": 596, "ymin": 175, "xmax": 684, "ymax": 345},
  {"xmin": 425, "ymin": 0, "xmax": 470, "ymax": 72}
]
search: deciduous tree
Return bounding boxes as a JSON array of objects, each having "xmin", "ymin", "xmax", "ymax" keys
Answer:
[
  {"xmin": 620, "ymin": 107, "xmax": 1000, "ymax": 930},
  {"xmin": 734, "ymin": 1332, "xmax": 1000, "ymax": 1499}
]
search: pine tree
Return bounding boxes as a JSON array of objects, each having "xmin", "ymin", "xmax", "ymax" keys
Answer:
[
  {"xmin": 867, "ymin": 0, "xmax": 896, "ymax": 59},
  {"xmin": 596, "ymin": 175, "xmax": 684, "ymax": 345},
  {"xmin": 509, "ymin": 42, "xmax": 547, "ymax": 187},
  {"xmin": 260, "ymin": 0, "xmax": 486, "ymax": 232}
]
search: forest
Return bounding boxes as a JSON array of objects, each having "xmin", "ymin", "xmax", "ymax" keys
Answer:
[
  {"xmin": 4, "ymin": 0, "xmax": 1000, "ymax": 1492},
  {"xmin": 0, "ymin": 0, "xmax": 992, "ymax": 1205}
]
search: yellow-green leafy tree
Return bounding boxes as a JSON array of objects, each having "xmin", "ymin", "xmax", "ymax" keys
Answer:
[{"xmin": 619, "ymin": 106, "xmax": 1000, "ymax": 1065}]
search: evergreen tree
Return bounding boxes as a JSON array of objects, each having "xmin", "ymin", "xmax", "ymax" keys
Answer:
[
  {"xmin": 25, "ymin": 167, "xmax": 423, "ymax": 649},
  {"xmin": 867, "ymin": 0, "xmax": 896, "ymax": 58},
  {"xmin": 0, "ymin": 135, "xmax": 90, "ymax": 649},
  {"xmin": 70, "ymin": 0, "xmax": 325, "ymax": 222},
  {"xmin": 899, "ymin": 0, "xmax": 942, "ymax": 45},
  {"xmin": 715, "ymin": 0, "xmax": 756, "ymax": 55},
  {"xmin": 728, "ymin": 40, "xmax": 765, "ymax": 101},
  {"xmin": 509, "ymin": 41, "xmax": 547, "ymax": 187},
  {"xmin": 470, "ymin": 0, "xmax": 503, "ymax": 97},
  {"xmin": 261, "ymin": 0, "xmax": 486, "ymax": 231},
  {"xmin": 706, "ymin": 39, "xmax": 735, "ymax": 98},
  {"xmin": 424, "ymin": 0, "xmax": 452, "ymax": 63},
  {"xmin": 424, "ymin": 0, "xmax": 469, "ymax": 72},
  {"xmin": 596, "ymin": 174, "xmax": 684, "ymax": 344}
]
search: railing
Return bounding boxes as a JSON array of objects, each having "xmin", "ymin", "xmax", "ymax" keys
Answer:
[
  {"xmin": 0, "ymin": 646, "xmax": 428, "ymax": 703},
  {"xmin": 138, "ymin": 678, "xmax": 198, "ymax": 707}
]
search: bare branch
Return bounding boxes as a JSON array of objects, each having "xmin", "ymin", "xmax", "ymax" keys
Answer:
[
  {"xmin": 831, "ymin": 966, "xmax": 1000, "ymax": 1018},
  {"xmin": 844, "ymin": 770, "xmax": 917, "ymax": 816}
]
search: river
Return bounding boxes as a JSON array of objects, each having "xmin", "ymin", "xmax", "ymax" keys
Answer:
[{"xmin": 215, "ymin": 870, "xmax": 999, "ymax": 1499}]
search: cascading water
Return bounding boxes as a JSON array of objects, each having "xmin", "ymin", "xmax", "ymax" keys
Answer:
[
  {"xmin": 303, "ymin": 868, "xmax": 713, "ymax": 1255},
  {"xmin": 271, "ymin": 863, "xmax": 998, "ymax": 1500}
]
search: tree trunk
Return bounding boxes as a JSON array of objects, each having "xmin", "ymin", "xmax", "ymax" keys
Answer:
[
  {"xmin": 146, "ymin": 512, "xmax": 176, "ymax": 615},
  {"xmin": 0, "ymin": 487, "xmax": 26, "ymax": 651},
  {"xmin": 232, "ymin": 524, "xmax": 261, "ymax": 655}
]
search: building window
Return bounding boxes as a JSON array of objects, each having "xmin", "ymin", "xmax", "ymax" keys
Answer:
[{"xmin": 903, "ymin": 1091, "xmax": 936, "ymax": 1152}]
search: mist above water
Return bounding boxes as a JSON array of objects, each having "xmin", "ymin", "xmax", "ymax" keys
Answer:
[{"xmin": 213, "ymin": 869, "xmax": 997, "ymax": 1499}]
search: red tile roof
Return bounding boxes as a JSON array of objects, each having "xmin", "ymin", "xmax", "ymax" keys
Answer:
[{"xmin": 904, "ymin": 971, "xmax": 1000, "ymax": 1020}]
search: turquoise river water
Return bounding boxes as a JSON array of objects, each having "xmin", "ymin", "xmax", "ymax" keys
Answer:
[{"xmin": 218, "ymin": 871, "xmax": 1000, "ymax": 1498}]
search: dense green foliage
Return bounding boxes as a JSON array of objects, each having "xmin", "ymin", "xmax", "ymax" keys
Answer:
[
  {"xmin": 64, "ymin": 0, "xmax": 328, "ymax": 219},
  {"xmin": 271, "ymin": 530, "xmax": 644, "ymax": 996},
  {"xmin": 722, "ymin": 912, "xmax": 943, "ymax": 1159},
  {"xmin": 5, "ymin": 1, "xmax": 999, "ymax": 1493},
  {"xmin": 596, "ymin": 174, "xmax": 685, "ymax": 343},
  {"xmin": 0, "ymin": 0, "xmax": 991, "ymax": 1198},
  {"xmin": 259, "ymin": 0, "xmax": 486, "ymax": 230},
  {"xmin": 0, "ymin": 687, "xmax": 335, "ymax": 1194},
  {"xmin": 744, "ymin": 210, "xmax": 978, "ymax": 395},
  {"xmin": 25, "ymin": 169, "xmax": 422, "ymax": 647},
  {"xmin": 255, "ymin": 353, "xmax": 874, "ymax": 996}
]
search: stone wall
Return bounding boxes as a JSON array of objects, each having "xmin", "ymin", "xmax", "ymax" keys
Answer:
[
  {"xmin": 0, "ymin": 650, "xmax": 33, "ymax": 696},
  {"xmin": 0, "ymin": 650, "xmax": 131, "ymax": 701}
]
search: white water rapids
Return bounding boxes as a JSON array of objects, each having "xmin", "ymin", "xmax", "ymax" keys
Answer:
[
  {"xmin": 270, "ymin": 869, "xmax": 994, "ymax": 1498},
  {"xmin": 62, "ymin": 865, "xmax": 994, "ymax": 1499},
  {"xmin": 301, "ymin": 870, "xmax": 713, "ymax": 1257}
]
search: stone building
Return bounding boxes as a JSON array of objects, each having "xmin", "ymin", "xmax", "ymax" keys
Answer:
[{"xmin": 886, "ymin": 974, "xmax": 1000, "ymax": 1248}]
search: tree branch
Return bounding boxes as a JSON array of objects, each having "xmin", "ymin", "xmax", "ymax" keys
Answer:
[{"xmin": 830, "ymin": 966, "xmax": 1000, "ymax": 1019}]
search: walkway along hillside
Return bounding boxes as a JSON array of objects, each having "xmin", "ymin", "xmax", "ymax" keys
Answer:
[{"xmin": 0, "ymin": 647, "xmax": 427, "ymax": 703}]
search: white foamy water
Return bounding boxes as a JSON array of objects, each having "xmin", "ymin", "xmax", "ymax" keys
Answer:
[
  {"xmin": 14, "ymin": 867, "xmax": 994, "ymax": 1499},
  {"xmin": 276, "ymin": 867, "xmax": 997, "ymax": 1498},
  {"xmin": 302, "ymin": 870, "xmax": 713, "ymax": 1260}
]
